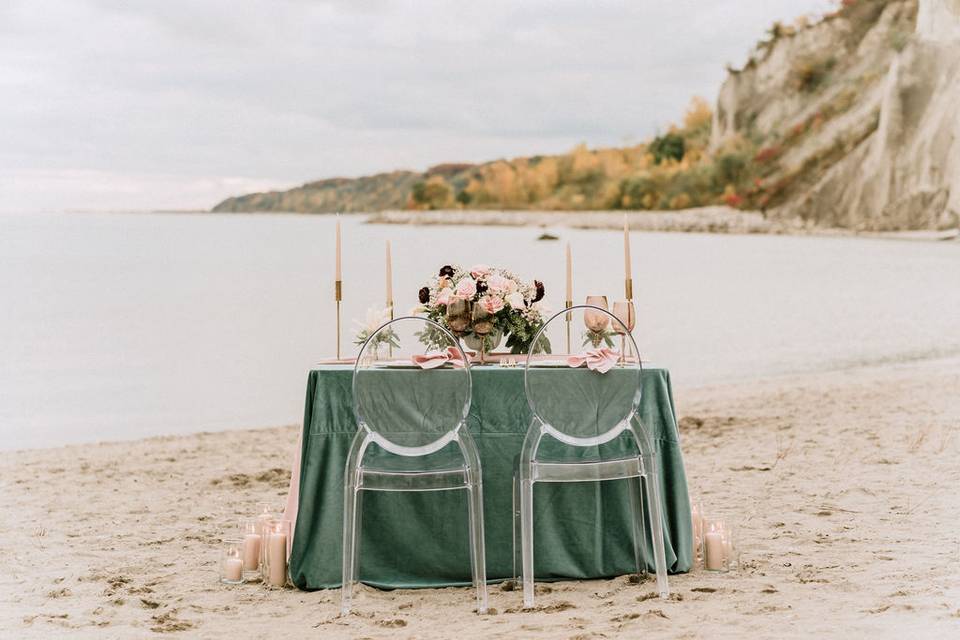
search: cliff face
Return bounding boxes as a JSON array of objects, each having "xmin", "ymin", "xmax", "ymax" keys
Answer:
[{"xmin": 713, "ymin": 0, "xmax": 960, "ymax": 230}]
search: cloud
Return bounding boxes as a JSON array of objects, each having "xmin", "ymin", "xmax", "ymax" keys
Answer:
[{"xmin": 0, "ymin": 0, "xmax": 833, "ymax": 212}]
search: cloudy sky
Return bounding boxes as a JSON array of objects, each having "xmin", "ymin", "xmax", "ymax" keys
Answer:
[{"xmin": 0, "ymin": 0, "xmax": 832, "ymax": 213}]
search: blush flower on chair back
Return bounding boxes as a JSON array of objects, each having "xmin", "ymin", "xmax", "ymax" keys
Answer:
[
  {"xmin": 516, "ymin": 304, "xmax": 669, "ymax": 607},
  {"xmin": 343, "ymin": 316, "xmax": 487, "ymax": 614}
]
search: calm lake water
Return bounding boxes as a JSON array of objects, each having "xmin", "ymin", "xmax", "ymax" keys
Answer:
[{"xmin": 2, "ymin": 212, "xmax": 958, "ymax": 450}]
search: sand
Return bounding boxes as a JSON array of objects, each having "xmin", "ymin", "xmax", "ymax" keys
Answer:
[{"xmin": 2, "ymin": 357, "xmax": 959, "ymax": 639}]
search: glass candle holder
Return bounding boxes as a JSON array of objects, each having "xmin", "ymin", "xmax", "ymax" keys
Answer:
[
  {"xmin": 262, "ymin": 519, "xmax": 291, "ymax": 588},
  {"xmin": 256, "ymin": 503, "xmax": 275, "ymax": 535},
  {"xmin": 220, "ymin": 538, "xmax": 244, "ymax": 585},
  {"xmin": 256, "ymin": 504, "xmax": 276, "ymax": 572},
  {"xmin": 702, "ymin": 518, "xmax": 730, "ymax": 573},
  {"xmin": 239, "ymin": 519, "xmax": 262, "ymax": 581},
  {"xmin": 721, "ymin": 522, "xmax": 739, "ymax": 571},
  {"xmin": 690, "ymin": 499, "xmax": 704, "ymax": 570}
]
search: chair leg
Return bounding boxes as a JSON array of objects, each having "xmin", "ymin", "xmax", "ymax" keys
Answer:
[
  {"xmin": 512, "ymin": 475, "xmax": 519, "ymax": 582},
  {"xmin": 642, "ymin": 460, "xmax": 670, "ymax": 598},
  {"xmin": 628, "ymin": 476, "xmax": 649, "ymax": 578},
  {"xmin": 340, "ymin": 485, "xmax": 362, "ymax": 615},
  {"xmin": 520, "ymin": 478, "xmax": 535, "ymax": 608},
  {"xmin": 466, "ymin": 478, "xmax": 488, "ymax": 614}
]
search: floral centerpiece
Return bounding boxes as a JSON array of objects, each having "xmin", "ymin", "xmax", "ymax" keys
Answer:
[{"xmin": 414, "ymin": 264, "xmax": 551, "ymax": 354}]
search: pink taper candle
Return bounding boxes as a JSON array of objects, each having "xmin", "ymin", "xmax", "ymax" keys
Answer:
[
  {"xmin": 623, "ymin": 214, "xmax": 632, "ymax": 283},
  {"xmin": 335, "ymin": 215, "xmax": 342, "ymax": 282},
  {"xmin": 385, "ymin": 240, "xmax": 393, "ymax": 307}
]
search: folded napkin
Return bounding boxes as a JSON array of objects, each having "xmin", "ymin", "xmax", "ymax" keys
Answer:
[
  {"xmin": 412, "ymin": 346, "xmax": 466, "ymax": 369},
  {"xmin": 567, "ymin": 347, "xmax": 619, "ymax": 373}
]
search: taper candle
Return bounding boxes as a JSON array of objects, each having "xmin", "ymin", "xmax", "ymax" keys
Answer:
[
  {"xmin": 385, "ymin": 240, "xmax": 393, "ymax": 308},
  {"xmin": 623, "ymin": 214, "xmax": 633, "ymax": 299},
  {"xmin": 335, "ymin": 215, "xmax": 342, "ymax": 283},
  {"xmin": 565, "ymin": 242, "xmax": 572, "ymax": 303}
]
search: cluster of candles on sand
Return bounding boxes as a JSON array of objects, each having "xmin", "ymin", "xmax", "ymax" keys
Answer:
[
  {"xmin": 220, "ymin": 504, "xmax": 292, "ymax": 588},
  {"xmin": 690, "ymin": 500, "xmax": 739, "ymax": 572}
]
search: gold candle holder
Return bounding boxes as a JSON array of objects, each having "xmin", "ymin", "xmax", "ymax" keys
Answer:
[
  {"xmin": 387, "ymin": 302, "xmax": 394, "ymax": 358},
  {"xmin": 625, "ymin": 277, "xmax": 633, "ymax": 300},
  {"xmin": 335, "ymin": 280, "xmax": 342, "ymax": 360},
  {"xmin": 565, "ymin": 300, "xmax": 572, "ymax": 354}
]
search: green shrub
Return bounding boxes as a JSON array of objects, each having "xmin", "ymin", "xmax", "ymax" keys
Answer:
[
  {"xmin": 619, "ymin": 176, "xmax": 660, "ymax": 209},
  {"xmin": 713, "ymin": 153, "xmax": 748, "ymax": 190},
  {"xmin": 649, "ymin": 133, "xmax": 685, "ymax": 164},
  {"xmin": 791, "ymin": 56, "xmax": 836, "ymax": 92}
]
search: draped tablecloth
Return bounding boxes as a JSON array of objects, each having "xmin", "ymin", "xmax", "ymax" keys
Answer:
[{"xmin": 284, "ymin": 365, "xmax": 692, "ymax": 590}]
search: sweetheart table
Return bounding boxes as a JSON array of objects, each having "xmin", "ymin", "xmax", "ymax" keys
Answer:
[{"xmin": 284, "ymin": 365, "xmax": 693, "ymax": 589}]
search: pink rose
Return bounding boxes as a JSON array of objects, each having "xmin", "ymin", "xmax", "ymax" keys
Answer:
[
  {"xmin": 486, "ymin": 274, "xmax": 510, "ymax": 294},
  {"xmin": 480, "ymin": 295, "xmax": 505, "ymax": 314},
  {"xmin": 436, "ymin": 288, "xmax": 452, "ymax": 306},
  {"xmin": 455, "ymin": 277, "xmax": 477, "ymax": 299},
  {"xmin": 469, "ymin": 264, "xmax": 491, "ymax": 278}
]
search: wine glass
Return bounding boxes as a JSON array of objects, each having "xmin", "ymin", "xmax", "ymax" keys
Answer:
[
  {"xmin": 611, "ymin": 300, "xmax": 636, "ymax": 365},
  {"xmin": 472, "ymin": 304, "xmax": 495, "ymax": 364},
  {"xmin": 583, "ymin": 295, "xmax": 609, "ymax": 347},
  {"xmin": 446, "ymin": 298, "xmax": 472, "ymax": 338}
]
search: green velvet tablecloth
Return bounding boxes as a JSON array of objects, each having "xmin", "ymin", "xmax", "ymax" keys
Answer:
[{"xmin": 289, "ymin": 365, "xmax": 692, "ymax": 590}]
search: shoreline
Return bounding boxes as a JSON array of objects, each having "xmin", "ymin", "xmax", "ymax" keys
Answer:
[
  {"xmin": 4, "ymin": 356, "xmax": 959, "ymax": 638},
  {"xmin": 365, "ymin": 207, "xmax": 960, "ymax": 241}
]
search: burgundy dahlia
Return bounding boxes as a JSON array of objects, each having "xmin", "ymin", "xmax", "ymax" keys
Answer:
[
  {"xmin": 533, "ymin": 280, "xmax": 545, "ymax": 302},
  {"xmin": 439, "ymin": 265, "xmax": 454, "ymax": 278},
  {"xmin": 418, "ymin": 287, "xmax": 430, "ymax": 304}
]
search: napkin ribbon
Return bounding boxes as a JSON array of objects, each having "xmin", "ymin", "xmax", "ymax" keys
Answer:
[
  {"xmin": 567, "ymin": 347, "xmax": 619, "ymax": 373},
  {"xmin": 412, "ymin": 346, "xmax": 466, "ymax": 369}
]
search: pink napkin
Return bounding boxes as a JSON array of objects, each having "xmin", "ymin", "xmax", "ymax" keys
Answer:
[
  {"xmin": 412, "ymin": 346, "xmax": 466, "ymax": 369},
  {"xmin": 567, "ymin": 347, "xmax": 619, "ymax": 373}
]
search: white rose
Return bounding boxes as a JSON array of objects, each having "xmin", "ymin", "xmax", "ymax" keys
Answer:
[{"xmin": 506, "ymin": 291, "xmax": 525, "ymax": 309}]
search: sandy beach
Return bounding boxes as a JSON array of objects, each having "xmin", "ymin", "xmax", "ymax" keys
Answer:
[{"xmin": 3, "ymin": 356, "xmax": 958, "ymax": 639}]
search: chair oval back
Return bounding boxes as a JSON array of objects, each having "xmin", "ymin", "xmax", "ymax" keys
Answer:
[
  {"xmin": 524, "ymin": 304, "xmax": 642, "ymax": 447},
  {"xmin": 353, "ymin": 316, "xmax": 472, "ymax": 456}
]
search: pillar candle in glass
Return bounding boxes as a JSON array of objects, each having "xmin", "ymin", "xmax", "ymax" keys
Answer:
[
  {"xmin": 703, "ymin": 518, "xmax": 729, "ymax": 572},
  {"xmin": 220, "ymin": 538, "xmax": 244, "ymax": 585},
  {"xmin": 263, "ymin": 519, "xmax": 291, "ymax": 588},
  {"xmin": 240, "ymin": 519, "xmax": 261, "ymax": 580}
]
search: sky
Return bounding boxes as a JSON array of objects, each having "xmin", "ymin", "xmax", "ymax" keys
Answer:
[{"xmin": 0, "ymin": 0, "xmax": 833, "ymax": 213}]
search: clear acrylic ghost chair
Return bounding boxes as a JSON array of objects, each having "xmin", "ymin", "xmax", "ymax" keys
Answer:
[
  {"xmin": 515, "ymin": 304, "xmax": 668, "ymax": 608},
  {"xmin": 341, "ymin": 316, "xmax": 487, "ymax": 615}
]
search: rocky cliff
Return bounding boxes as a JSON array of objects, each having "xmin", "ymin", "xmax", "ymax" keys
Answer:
[{"xmin": 713, "ymin": 0, "xmax": 959, "ymax": 230}]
